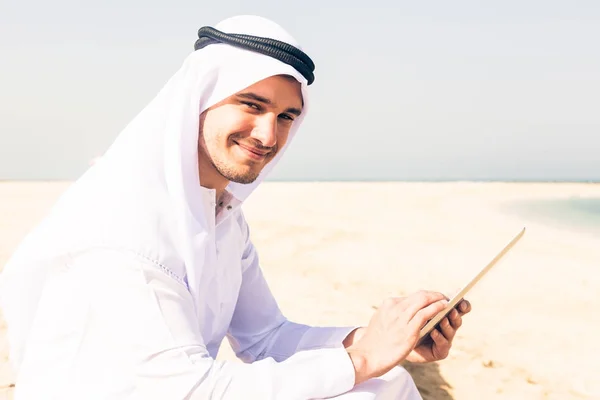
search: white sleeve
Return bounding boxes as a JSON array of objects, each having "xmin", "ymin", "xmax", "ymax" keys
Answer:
[
  {"xmin": 20, "ymin": 249, "xmax": 356, "ymax": 400},
  {"xmin": 227, "ymin": 233, "xmax": 359, "ymax": 363}
]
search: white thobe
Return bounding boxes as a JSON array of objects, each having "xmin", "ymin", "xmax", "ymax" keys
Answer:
[{"xmin": 0, "ymin": 192, "xmax": 422, "ymax": 400}]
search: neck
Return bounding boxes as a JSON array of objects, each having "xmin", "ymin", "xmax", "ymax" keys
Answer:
[
  {"xmin": 198, "ymin": 157, "xmax": 229, "ymax": 202},
  {"xmin": 197, "ymin": 139, "xmax": 232, "ymax": 203},
  {"xmin": 200, "ymin": 178, "xmax": 228, "ymax": 203}
]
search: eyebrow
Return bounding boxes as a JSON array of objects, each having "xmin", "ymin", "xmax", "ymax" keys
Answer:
[{"xmin": 236, "ymin": 92, "xmax": 303, "ymax": 117}]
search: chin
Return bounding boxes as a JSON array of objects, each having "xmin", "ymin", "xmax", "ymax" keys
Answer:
[
  {"xmin": 219, "ymin": 166, "xmax": 262, "ymax": 184},
  {"xmin": 230, "ymin": 176, "xmax": 259, "ymax": 185},
  {"xmin": 228, "ymin": 172, "xmax": 261, "ymax": 184}
]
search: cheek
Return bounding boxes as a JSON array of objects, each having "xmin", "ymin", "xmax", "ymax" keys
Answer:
[
  {"xmin": 277, "ymin": 127, "xmax": 292, "ymax": 149},
  {"xmin": 203, "ymin": 112, "xmax": 245, "ymax": 148}
]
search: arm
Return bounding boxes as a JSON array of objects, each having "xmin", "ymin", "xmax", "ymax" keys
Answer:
[
  {"xmin": 43, "ymin": 249, "xmax": 356, "ymax": 400},
  {"xmin": 226, "ymin": 213, "xmax": 360, "ymax": 363}
]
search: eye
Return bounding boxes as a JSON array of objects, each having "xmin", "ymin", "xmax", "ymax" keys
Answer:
[
  {"xmin": 279, "ymin": 113, "xmax": 295, "ymax": 122},
  {"xmin": 241, "ymin": 101, "xmax": 261, "ymax": 111}
]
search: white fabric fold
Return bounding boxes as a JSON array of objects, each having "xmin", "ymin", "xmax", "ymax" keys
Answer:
[
  {"xmin": 3, "ymin": 248, "xmax": 421, "ymax": 399},
  {"xmin": 1, "ymin": 15, "xmax": 309, "ymax": 319}
]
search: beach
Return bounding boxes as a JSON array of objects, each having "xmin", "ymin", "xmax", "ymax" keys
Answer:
[{"xmin": 1, "ymin": 181, "xmax": 599, "ymax": 399}]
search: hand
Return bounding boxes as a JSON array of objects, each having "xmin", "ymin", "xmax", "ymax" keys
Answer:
[
  {"xmin": 345, "ymin": 291, "xmax": 449, "ymax": 385},
  {"xmin": 406, "ymin": 299, "xmax": 472, "ymax": 363}
]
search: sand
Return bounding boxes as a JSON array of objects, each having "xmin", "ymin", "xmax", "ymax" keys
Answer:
[{"xmin": 1, "ymin": 181, "xmax": 599, "ymax": 399}]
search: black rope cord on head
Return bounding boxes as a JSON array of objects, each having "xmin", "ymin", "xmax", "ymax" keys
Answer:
[{"xmin": 194, "ymin": 26, "xmax": 315, "ymax": 85}]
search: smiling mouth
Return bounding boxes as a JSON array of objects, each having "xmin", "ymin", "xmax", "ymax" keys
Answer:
[{"xmin": 234, "ymin": 141, "xmax": 270, "ymax": 159}]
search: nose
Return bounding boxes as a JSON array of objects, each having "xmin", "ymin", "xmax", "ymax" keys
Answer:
[{"xmin": 250, "ymin": 114, "xmax": 278, "ymax": 148}]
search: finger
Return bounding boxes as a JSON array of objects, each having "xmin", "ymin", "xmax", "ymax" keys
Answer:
[
  {"xmin": 439, "ymin": 316, "xmax": 457, "ymax": 342},
  {"xmin": 397, "ymin": 291, "xmax": 429, "ymax": 312},
  {"xmin": 430, "ymin": 328, "xmax": 450, "ymax": 358},
  {"xmin": 458, "ymin": 300, "xmax": 471, "ymax": 314},
  {"xmin": 401, "ymin": 290, "xmax": 447, "ymax": 318},
  {"xmin": 449, "ymin": 309, "xmax": 462, "ymax": 329},
  {"xmin": 409, "ymin": 298, "xmax": 448, "ymax": 330}
]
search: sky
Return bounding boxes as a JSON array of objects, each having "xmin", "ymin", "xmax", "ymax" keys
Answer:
[{"xmin": 1, "ymin": 0, "xmax": 599, "ymax": 181}]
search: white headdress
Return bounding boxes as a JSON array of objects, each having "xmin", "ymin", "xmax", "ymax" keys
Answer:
[{"xmin": 2, "ymin": 15, "xmax": 313, "ymax": 321}]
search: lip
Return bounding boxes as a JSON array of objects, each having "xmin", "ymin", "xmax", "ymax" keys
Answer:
[{"xmin": 234, "ymin": 141, "xmax": 270, "ymax": 160}]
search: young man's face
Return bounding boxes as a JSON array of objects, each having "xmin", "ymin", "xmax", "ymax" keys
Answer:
[{"xmin": 198, "ymin": 74, "xmax": 303, "ymax": 185}]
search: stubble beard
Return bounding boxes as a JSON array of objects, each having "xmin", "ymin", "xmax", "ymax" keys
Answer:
[
  {"xmin": 212, "ymin": 156, "xmax": 261, "ymax": 184},
  {"xmin": 203, "ymin": 134, "xmax": 264, "ymax": 185}
]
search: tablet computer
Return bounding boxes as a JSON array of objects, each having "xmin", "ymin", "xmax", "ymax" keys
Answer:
[{"xmin": 416, "ymin": 227, "xmax": 526, "ymax": 346}]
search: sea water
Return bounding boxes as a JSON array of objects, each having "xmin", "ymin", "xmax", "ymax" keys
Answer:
[{"xmin": 504, "ymin": 196, "xmax": 600, "ymax": 237}]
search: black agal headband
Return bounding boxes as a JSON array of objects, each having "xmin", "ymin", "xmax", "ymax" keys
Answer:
[{"xmin": 194, "ymin": 26, "xmax": 315, "ymax": 85}]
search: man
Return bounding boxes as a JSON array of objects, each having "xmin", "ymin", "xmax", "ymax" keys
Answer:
[{"xmin": 0, "ymin": 15, "xmax": 470, "ymax": 399}]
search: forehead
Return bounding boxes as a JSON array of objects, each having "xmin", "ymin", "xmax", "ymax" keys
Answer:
[{"xmin": 237, "ymin": 75, "xmax": 303, "ymax": 107}]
